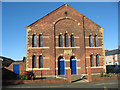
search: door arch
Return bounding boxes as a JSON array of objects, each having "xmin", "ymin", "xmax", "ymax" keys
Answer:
[
  {"xmin": 58, "ymin": 56, "xmax": 65, "ymax": 75},
  {"xmin": 70, "ymin": 56, "xmax": 77, "ymax": 75}
]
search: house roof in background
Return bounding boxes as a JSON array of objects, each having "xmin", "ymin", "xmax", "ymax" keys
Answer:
[{"xmin": 105, "ymin": 49, "xmax": 120, "ymax": 56}]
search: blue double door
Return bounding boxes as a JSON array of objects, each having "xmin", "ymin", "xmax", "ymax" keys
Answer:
[
  {"xmin": 13, "ymin": 64, "xmax": 20, "ymax": 75},
  {"xmin": 59, "ymin": 59, "xmax": 77, "ymax": 75}
]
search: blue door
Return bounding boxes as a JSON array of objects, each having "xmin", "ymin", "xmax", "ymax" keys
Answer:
[
  {"xmin": 60, "ymin": 60, "xmax": 65, "ymax": 75},
  {"xmin": 71, "ymin": 60, "xmax": 77, "ymax": 74},
  {"xmin": 13, "ymin": 64, "xmax": 19, "ymax": 75}
]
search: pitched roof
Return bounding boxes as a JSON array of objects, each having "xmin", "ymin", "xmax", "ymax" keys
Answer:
[
  {"xmin": 105, "ymin": 49, "xmax": 120, "ymax": 56},
  {"xmin": 26, "ymin": 3, "xmax": 102, "ymax": 28}
]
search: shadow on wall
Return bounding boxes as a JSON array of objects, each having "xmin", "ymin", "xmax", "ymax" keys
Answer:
[
  {"xmin": 106, "ymin": 65, "xmax": 120, "ymax": 73},
  {"xmin": 2, "ymin": 68, "xmax": 19, "ymax": 80}
]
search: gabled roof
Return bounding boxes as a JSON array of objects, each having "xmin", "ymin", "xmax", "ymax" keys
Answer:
[
  {"xmin": 105, "ymin": 49, "xmax": 120, "ymax": 56},
  {"xmin": 26, "ymin": 3, "xmax": 102, "ymax": 28}
]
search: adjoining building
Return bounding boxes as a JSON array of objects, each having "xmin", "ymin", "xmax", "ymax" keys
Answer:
[
  {"xmin": 105, "ymin": 49, "xmax": 119, "ymax": 66},
  {"xmin": 26, "ymin": 3, "xmax": 106, "ymax": 77}
]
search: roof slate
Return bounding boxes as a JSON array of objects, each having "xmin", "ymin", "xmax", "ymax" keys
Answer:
[{"xmin": 105, "ymin": 49, "xmax": 120, "ymax": 56}]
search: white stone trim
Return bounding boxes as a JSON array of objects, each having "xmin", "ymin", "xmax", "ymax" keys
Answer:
[
  {"xmin": 56, "ymin": 47, "xmax": 80, "ymax": 49},
  {"xmin": 28, "ymin": 47, "xmax": 49, "ymax": 49},
  {"xmin": 26, "ymin": 68, "xmax": 50, "ymax": 71},
  {"xmin": 85, "ymin": 47, "xmax": 103, "ymax": 49}
]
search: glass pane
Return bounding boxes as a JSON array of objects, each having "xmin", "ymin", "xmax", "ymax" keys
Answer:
[
  {"xmin": 71, "ymin": 35, "xmax": 75, "ymax": 47},
  {"xmin": 39, "ymin": 35, "xmax": 43, "ymax": 47},
  {"xmin": 39, "ymin": 56, "xmax": 43, "ymax": 68},
  {"xmin": 65, "ymin": 33, "xmax": 69, "ymax": 47},
  {"xmin": 95, "ymin": 35, "xmax": 98, "ymax": 47},
  {"xmin": 59, "ymin": 35, "xmax": 63, "ymax": 47},
  {"xmin": 32, "ymin": 35, "xmax": 37, "ymax": 47},
  {"xmin": 91, "ymin": 55, "xmax": 94, "ymax": 67},
  {"xmin": 32, "ymin": 55, "xmax": 37, "ymax": 68},
  {"xmin": 96, "ymin": 55, "xmax": 100, "ymax": 66},
  {"xmin": 89, "ymin": 35, "xmax": 93, "ymax": 47}
]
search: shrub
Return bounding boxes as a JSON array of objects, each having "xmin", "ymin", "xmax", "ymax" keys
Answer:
[
  {"xmin": 19, "ymin": 71, "xmax": 35, "ymax": 80},
  {"xmin": 100, "ymin": 70, "xmax": 104, "ymax": 77}
]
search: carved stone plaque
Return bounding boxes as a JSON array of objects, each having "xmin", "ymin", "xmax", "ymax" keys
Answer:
[{"xmin": 64, "ymin": 50, "xmax": 72, "ymax": 54}]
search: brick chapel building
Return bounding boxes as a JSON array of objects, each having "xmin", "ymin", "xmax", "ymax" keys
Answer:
[{"xmin": 26, "ymin": 3, "xmax": 106, "ymax": 77}]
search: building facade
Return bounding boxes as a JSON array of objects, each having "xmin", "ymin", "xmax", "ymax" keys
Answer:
[
  {"xmin": 105, "ymin": 49, "xmax": 119, "ymax": 66},
  {"xmin": 26, "ymin": 3, "xmax": 106, "ymax": 77}
]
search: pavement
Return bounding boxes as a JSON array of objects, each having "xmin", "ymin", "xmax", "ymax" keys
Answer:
[{"xmin": 2, "ymin": 80, "xmax": 119, "ymax": 89}]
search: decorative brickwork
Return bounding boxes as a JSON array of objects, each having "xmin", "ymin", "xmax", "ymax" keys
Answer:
[{"xmin": 26, "ymin": 3, "xmax": 105, "ymax": 77}]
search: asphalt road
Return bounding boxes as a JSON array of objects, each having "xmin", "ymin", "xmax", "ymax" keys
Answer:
[{"xmin": 2, "ymin": 80, "xmax": 119, "ymax": 89}]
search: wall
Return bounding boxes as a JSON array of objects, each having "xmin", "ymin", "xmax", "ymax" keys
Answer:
[
  {"xmin": 26, "ymin": 4, "xmax": 105, "ymax": 76},
  {"xmin": 6, "ymin": 61, "xmax": 26, "ymax": 75}
]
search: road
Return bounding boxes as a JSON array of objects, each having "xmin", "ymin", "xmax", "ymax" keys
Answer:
[{"xmin": 2, "ymin": 80, "xmax": 119, "ymax": 89}]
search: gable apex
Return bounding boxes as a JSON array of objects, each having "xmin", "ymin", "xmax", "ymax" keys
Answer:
[{"xmin": 26, "ymin": 3, "xmax": 102, "ymax": 29}]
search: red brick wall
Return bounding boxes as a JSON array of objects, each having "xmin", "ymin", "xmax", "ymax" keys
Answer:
[
  {"xmin": 92, "ymin": 76, "xmax": 120, "ymax": 82},
  {"xmin": 26, "ymin": 4, "xmax": 105, "ymax": 76},
  {"xmin": 6, "ymin": 61, "xmax": 26, "ymax": 75}
]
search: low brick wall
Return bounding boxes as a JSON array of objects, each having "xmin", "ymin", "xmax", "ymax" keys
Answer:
[
  {"xmin": 3, "ymin": 69, "xmax": 72, "ymax": 85},
  {"xmin": 3, "ymin": 79, "xmax": 69, "ymax": 85},
  {"xmin": 92, "ymin": 76, "xmax": 120, "ymax": 82}
]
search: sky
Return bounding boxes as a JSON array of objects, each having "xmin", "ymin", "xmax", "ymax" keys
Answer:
[{"xmin": 2, "ymin": 2, "xmax": 118, "ymax": 60}]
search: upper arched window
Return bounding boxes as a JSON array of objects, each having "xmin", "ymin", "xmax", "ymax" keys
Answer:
[
  {"xmin": 39, "ymin": 34, "xmax": 43, "ymax": 47},
  {"xmin": 89, "ymin": 35, "xmax": 93, "ymax": 47},
  {"xmin": 71, "ymin": 35, "xmax": 75, "ymax": 47},
  {"xmin": 96, "ymin": 54, "xmax": 100, "ymax": 66},
  {"xmin": 32, "ymin": 35, "xmax": 37, "ymax": 47},
  {"xmin": 90, "ymin": 55, "xmax": 94, "ymax": 67},
  {"xmin": 65, "ymin": 33, "xmax": 69, "ymax": 47},
  {"xmin": 32, "ymin": 55, "xmax": 37, "ymax": 68},
  {"xmin": 95, "ymin": 35, "xmax": 98, "ymax": 47},
  {"xmin": 39, "ymin": 55, "xmax": 43, "ymax": 68},
  {"xmin": 59, "ymin": 34, "xmax": 63, "ymax": 47}
]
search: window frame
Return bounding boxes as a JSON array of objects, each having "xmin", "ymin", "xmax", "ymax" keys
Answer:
[
  {"xmin": 39, "ymin": 34, "xmax": 43, "ymax": 47},
  {"xmin": 71, "ymin": 35, "xmax": 75, "ymax": 47},
  {"xmin": 65, "ymin": 33, "xmax": 69, "ymax": 47},
  {"xmin": 90, "ymin": 55, "xmax": 94, "ymax": 67},
  {"xmin": 32, "ymin": 34, "xmax": 37, "ymax": 47},
  {"xmin": 89, "ymin": 35, "xmax": 93, "ymax": 47}
]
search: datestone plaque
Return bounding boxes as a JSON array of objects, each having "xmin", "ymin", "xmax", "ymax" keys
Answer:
[{"xmin": 64, "ymin": 50, "xmax": 72, "ymax": 55}]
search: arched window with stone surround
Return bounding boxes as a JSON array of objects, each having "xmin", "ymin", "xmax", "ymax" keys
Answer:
[
  {"xmin": 65, "ymin": 33, "xmax": 69, "ymax": 47},
  {"xmin": 96, "ymin": 54, "xmax": 100, "ymax": 66},
  {"xmin": 71, "ymin": 35, "xmax": 75, "ymax": 47},
  {"xmin": 39, "ymin": 34, "xmax": 43, "ymax": 47},
  {"xmin": 89, "ymin": 35, "xmax": 93, "ymax": 47},
  {"xmin": 95, "ymin": 35, "xmax": 98, "ymax": 47},
  {"xmin": 90, "ymin": 55, "xmax": 94, "ymax": 67},
  {"xmin": 59, "ymin": 34, "xmax": 63, "ymax": 47},
  {"xmin": 32, "ymin": 55, "xmax": 37, "ymax": 68},
  {"xmin": 39, "ymin": 55, "xmax": 43, "ymax": 68},
  {"xmin": 32, "ymin": 34, "xmax": 37, "ymax": 47}
]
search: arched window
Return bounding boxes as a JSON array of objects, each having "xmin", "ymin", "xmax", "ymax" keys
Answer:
[
  {"xmin": 39, "ymin": 55, "xmax": 43, "ymax": 68},
  {"xmin": 59, "ymin": 34, "xmax": 63, "ymax": 47},
  {"xmin": 96, "ymin": 55, "xmax": 100, "ymax": 66},
  {"xmin": 32, "ymin": 55, "xmax": 37, "ymax": 68},
  {"xmin": 65, "ymin": 33, "xmax": 69, "ymax": 47},
  {"xmin": 39, "ymin": 34, "xmax": 43, "ymax": 47},
  {"xmin": 71, "ymin": 35, "xmax": 75, "ymax": 47},
  {"xmin": 89, "ymin": 35, "xmax": 93, "ymax": 47},
  {"xmin": 95, "ymin": 35, "xmax": 98, "ymax": 47},
  {"xmin": 32, "ymin": 35, "xmax": 37, "ymax": 47},
  {"xmin": 90, "ymin": 55, "xmax": 94, "ymax": 67}
]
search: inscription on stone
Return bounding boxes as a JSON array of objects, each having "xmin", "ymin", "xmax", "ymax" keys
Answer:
[{"xmin": 64, "ymin": 50, "xmax": 72, "ymax": 54}]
